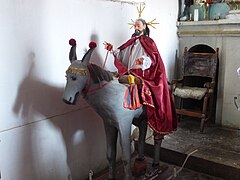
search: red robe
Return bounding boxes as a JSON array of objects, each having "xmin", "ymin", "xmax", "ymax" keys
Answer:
[{"xmin": 114, "ymin": 35, "xmax": 177, "ymax": 134}]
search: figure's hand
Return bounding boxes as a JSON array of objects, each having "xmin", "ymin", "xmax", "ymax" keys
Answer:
[
  {"xmin": 103, "ymin": 41, "xmax": 113, "ymax": 51},
  {"xmin": 135, "ymin": 57, "xmax": 144, "ymax": 65},
  {"xmin": 112, "ymin": 71, "xmax": 119, "ymax": 78}
]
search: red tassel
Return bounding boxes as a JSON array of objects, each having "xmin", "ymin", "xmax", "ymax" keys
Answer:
[{"xmin": 123, "ymin": 84, "xmax": 142, "ymax": 110}]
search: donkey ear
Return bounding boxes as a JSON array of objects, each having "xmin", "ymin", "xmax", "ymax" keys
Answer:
[
  {"xmin": 69, "ymin": 39, "xmax": 77, "ymax": 63},
  {"xmin": 81, "ymin": 42, "xmax": 97, "ymax": 66}
]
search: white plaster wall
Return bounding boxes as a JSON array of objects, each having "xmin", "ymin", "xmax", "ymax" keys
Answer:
[
  {"xmin": 221, "ymin": 37, "xmax": 240, "ymax": 128},
  {"xmin": 0, "ymin": 0, "xmax": 178, "ymax": 179}
]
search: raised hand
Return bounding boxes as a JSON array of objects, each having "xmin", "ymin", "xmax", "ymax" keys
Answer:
[{"xmin": 103, "ymin": 41, "xmax": 113, "ymax": 51}]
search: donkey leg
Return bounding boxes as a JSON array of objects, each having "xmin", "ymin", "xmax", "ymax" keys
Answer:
[
  {"xmin": 104, "ymin": 123, "xmax": 118, "ymax": 180},
  {"xmin": 119, "ymin": 123, "xmax": 132, "ymax": 180}
]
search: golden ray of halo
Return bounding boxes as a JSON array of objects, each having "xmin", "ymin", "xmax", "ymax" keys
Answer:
[
  {"xmin": 128, "ymin": 19, "xmax": 135, "ymax": 29},
  {"xmin": 137, "ymin": 3, "xmax": 145, "ymax": 18},
  {"xmin": 147, "ymin": 18, "xmax": 160, "ymax": 29},
  {"xmin": 128, "ymin": 3, "xmax": 159, "ymax": 29}
]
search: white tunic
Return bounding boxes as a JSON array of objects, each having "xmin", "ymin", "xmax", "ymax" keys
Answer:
[{"xmin": 114, "ymin": 38, "xmax": 152, "ymax": 73}]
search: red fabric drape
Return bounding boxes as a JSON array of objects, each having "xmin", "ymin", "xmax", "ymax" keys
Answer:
[{"xmin": 114, "ymin": 35, "xmax": 177, "ymax": 134}]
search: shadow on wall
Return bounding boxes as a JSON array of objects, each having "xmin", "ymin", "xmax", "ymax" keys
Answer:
[{"xmin": 12, "ymin": 52, "xmax": 106, "ymax": 180}]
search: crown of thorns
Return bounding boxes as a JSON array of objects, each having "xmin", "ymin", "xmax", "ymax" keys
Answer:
[{"xmin": 128, "ymin": 3, "xmax": 159, "ymax": 29}]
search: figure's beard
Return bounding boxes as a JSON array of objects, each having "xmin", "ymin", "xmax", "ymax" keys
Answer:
[{"xmin": 132, "ymin": 29, "xmax": 143, "ymax": 37}]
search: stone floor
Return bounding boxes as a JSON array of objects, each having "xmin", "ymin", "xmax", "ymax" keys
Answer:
[
  {"xmin": 95, "ymin": 118, "xmax": 240, "ymax": 179},
  {"xmin": 145, "ymin": 118, "xmax": 240, "ymax": 180},
  {"xmin": 94, "ymin": 155, "xmax": 223, "ymax": 180}
]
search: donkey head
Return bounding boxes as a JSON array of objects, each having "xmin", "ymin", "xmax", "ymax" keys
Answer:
[{"xmin": 63, "ymin": 39, "xmax": 97, "ymax": 104}]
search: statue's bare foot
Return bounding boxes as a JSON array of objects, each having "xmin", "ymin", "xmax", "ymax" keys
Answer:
[{"xmin": 144, "ymin": 164, "xmax": 168, "ymax": 179}]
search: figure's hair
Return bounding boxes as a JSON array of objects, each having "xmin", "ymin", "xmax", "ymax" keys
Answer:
[{"xmin": 136, "ymin": 18, "xmax": 150, "ymax": 36}]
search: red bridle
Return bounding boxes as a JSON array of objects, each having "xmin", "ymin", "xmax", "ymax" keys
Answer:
[{"xmin": 82, "ymin": 64, "xmax": 112, "ymax": 98}]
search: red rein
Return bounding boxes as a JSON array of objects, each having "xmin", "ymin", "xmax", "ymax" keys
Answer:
[{"xmin": 83, "ymin": 64, "xmax": 112, "ymax": 97}]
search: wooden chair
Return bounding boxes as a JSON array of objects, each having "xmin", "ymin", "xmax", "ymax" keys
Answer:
[{"xmin": 171, "ymin": 46, "xmax": 219, "ymax": 133}]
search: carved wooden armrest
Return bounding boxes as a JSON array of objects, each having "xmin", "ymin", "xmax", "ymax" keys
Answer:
[
  {"xmin": 171, "ymin": 79, "xmax": 183, "ymax": 84},
  {"xmin": 171, "ymin": 79, "xmax": 183, "ymax": 91},
  {"xmin": 204, "ymin": 82, "xmax": 215, "ymax": 95},
  {"xmin": 204, "ymin": 82, "xmax": 215, "ymax": 89}
]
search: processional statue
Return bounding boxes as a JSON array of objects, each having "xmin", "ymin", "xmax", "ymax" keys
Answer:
[{"xmin": 63, "ymin": 4, "xmax": 177, "ymax": 180}]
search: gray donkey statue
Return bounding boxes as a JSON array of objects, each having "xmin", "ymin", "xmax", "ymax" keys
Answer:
[{"xmin": 63, "ymin": 39, "xmax": 164, "ymax": 180}]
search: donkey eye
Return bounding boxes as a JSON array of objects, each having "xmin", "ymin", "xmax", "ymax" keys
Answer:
[{"xmin": 70, "ymin": 76, "xmax": 77, "ymax": 81}]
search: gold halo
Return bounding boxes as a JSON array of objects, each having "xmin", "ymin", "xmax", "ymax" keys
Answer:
[{"xmin": 128, "ymin": 3, "xmax": 159, "ymax": 29}]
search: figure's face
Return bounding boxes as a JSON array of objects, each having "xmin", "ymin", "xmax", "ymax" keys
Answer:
[
  {"xmin": 132, "ymin": 20, "xmax": 146, "ymax": 37},
  {"xmin": 134, "ymin": 20, "xmax": 146, "ymax": 34}
]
